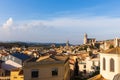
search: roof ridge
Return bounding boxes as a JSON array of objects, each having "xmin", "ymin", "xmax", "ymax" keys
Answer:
[{"xmin": 103, "ymin": 47, "xmax": 120, "ymax": 54}]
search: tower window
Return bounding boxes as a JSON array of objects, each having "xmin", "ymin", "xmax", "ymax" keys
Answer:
[
  {"xmin": 103, "ymin": 58, "xmax": 106, "ymax": 70},
  {"xmin": 110, "ymin": 58, "xmax": 114, "ymax": 72}
]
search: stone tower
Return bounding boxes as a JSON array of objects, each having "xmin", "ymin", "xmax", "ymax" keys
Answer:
[
  {"xmin": 84, "ymin": 33, "xmax": 87, "ymax": 44},
  {"xmin": 66, "ymin": 40, "xmax": 69, "ymax": 46},
  {"xmin": 114, "ymin": 38, "xmax": 119, "ymax": 47}
]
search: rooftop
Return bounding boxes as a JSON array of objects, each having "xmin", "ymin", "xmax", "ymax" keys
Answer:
[
  {"xmin": 11, "ymin": 52, "xmax": 31, "ymax": 61},
  {"xmin": 39, "ymin": 55, "xmax": 68, "ymax": 62},
  {"xmin": 88, "ymin": 74, "xmax": 107, "ymax": 80},
  {"xmin": 25, "ymin": 55, "xmax": 69, "ymax": 65},
  {"xmin": 103, "ymin": 47, "xmax": 120, "ymax": 54},
  {"xmin": 113, "ymin": 73, "xmax": 120, "ymax": 80}
]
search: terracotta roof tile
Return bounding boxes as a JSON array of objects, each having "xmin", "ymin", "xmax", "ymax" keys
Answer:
[
  {"xmin": 88, "ymin": 74, "xmax": 107, "ymax": 80},
  {"xmin": 103, "ymin": 47, "xmax": 120, "ymax": 54}
]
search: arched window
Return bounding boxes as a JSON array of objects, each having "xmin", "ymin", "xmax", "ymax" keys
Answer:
[
  {"xmin": 110, "ymin": 58, "xmax": 114, "ymax": 72},
  {"xmin": 103, "ymin": 58, "xmax": 106, "ymax": 70}
]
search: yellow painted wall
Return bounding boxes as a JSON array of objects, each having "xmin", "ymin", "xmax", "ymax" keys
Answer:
[
  {"xmin": 24, "ymin": 61, "xmax": 70, "ymax": 80},
  {"xmin": 10, "ymin": 70, "xmax": 24, "ymax": 80}
]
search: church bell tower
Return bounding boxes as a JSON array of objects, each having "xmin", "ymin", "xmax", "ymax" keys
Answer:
[{"xmin": 84, "ymin": 33, "xmax": 87, "ymax": 44}]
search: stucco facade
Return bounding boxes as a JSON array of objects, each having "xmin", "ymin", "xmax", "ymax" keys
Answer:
[
  {"xmin": 100, "ymin": 47, "xmax": 120, "ymax": 80},
  {"xmin": 24, "ymin": 56, "xmax": 70, "ymax": 80}
]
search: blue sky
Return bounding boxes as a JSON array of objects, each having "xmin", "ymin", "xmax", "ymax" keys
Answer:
[{"xmin": 0, "ymin": 0, "xmax": 120, "ymax": 44}]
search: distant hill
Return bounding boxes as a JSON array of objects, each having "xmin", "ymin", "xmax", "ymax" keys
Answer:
[{"xmin": 0, "ymin": 42, "xmax": 67, "ymax": 48}]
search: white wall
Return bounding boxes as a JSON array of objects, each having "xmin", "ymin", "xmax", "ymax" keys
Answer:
[
  {"xmin": 100, "ymin": 53, "xmax": 120, "ymax": 80},
  {"xmin": 79, "ymin": 63, "xmax": 86, "ymax": 72},
  {"xmin": 85, "ymin": 58, "xmax": 99, "ymax": 73},
  {"xmin": 2, "ymin": 60, "xmax": 22, "ymax": 70}
]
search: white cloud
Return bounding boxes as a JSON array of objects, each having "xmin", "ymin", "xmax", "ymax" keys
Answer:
[
  {"xmin": 2, "ymin": 16, "xmax": 120, "ymax": 34},
  {"xmin": 38, "ymin": 16, "xmax": 120, "ymax": 28},
  {"xmin": 2, "ymin": 17, "xmax": 13, "ymax": 30},
  {"xmin": 0, "ymin": 17, "xmax": 13, "ymax": 40},
  {"xmin": 3, "ymin": 16, "xmax": 119, "ymax": 31},
  {"xmin": 0, "ymin": 16, "xmax": 120, "ymax": 44}
]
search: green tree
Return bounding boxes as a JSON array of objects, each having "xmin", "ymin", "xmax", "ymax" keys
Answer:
[
  {"xmin": 74, "ymin": 59, "xmax": 79, "ymax": 76},
  {"xmin": 109, "ymin": 45, "xmax": 114, "ymax": 49},
  {"xmin": 89, "ymin": 51, "xmax": 93, "ymax": 57}
]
